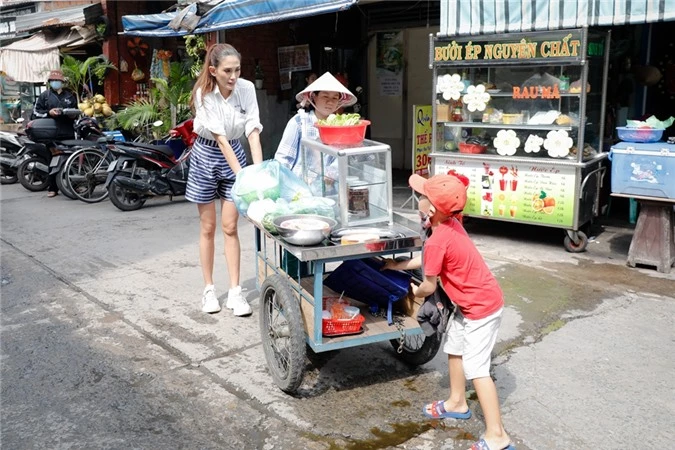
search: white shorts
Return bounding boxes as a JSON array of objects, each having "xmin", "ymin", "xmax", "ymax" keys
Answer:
[{"xmin": 443, "ymin": 307, "xmax": 503, "ymax": 380}]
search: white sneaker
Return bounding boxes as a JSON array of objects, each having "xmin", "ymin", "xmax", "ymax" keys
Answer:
[
  {"xmin": 226, "ymin": 286, "xmax": 252, "ymax": 316},
  {"xmin": 201, "ymin": 285, "xmax": 221, "ymax": 313}
]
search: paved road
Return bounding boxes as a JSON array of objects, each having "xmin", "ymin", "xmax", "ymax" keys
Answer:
[{"xmin": 1, "ymin": 183, "xmax": 673, "ymax": 449}]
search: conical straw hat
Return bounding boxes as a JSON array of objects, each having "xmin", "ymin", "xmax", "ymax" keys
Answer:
[{"xmin": 296, "ymin": 72, "xmax": 356, "ymax": 107}]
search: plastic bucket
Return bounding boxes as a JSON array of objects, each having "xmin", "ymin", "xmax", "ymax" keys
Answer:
[{"xmin": 315, "ymin": 120, "xmax": 371, "ymax": 145}]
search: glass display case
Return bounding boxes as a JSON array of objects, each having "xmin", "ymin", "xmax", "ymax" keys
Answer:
[
  {"xmin": 428, "ymin": 27, "xmax": 610, "ymax": 252},
  {"xmin": 299, "ymin": 137, "xmax": 394, "ymax": 227}
]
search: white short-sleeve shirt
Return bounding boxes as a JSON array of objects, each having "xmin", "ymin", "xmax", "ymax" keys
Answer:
[{"xmin": 193, "ymin": 78, "xmax": 263, "ymax": 141}]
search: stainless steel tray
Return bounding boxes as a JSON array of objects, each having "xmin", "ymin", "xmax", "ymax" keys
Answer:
[{"xmin": 254, "ymin": 212, "xmax": 422, "ymax": 262}]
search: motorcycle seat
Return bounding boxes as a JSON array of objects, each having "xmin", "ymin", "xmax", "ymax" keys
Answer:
[
  {"xmin": 55, "ymin": 139, "xmax": 92, "ymax": 148},
  {"xmin": 125, "ymin": 142, "xmax": 174, "ymax": 157}
]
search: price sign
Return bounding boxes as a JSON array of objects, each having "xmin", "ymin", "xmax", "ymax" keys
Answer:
[{"xmin": 412, "ymin": 105, "xmax": 432, "ymax": 177}]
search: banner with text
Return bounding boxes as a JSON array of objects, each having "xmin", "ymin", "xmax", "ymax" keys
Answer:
[
  {"xmin": 413, "ymin": 105, "xmax": 432, "ymax": 177},
  {"xmin": 434, "ymin": 157, "xmax": 576, "ymax": 227}
]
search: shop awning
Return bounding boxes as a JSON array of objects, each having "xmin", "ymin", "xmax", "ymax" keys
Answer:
[
  {"xmin": 440, "ymin": 0, "xmax": 675, "ymax": 37},
  {"xmin": 14, "ymin": 2, "xmax": 103, "ymax": 34},
  {"xmin": 0, "ymin": 26, "xmax": 97, "ymax": 83},
  {"xmin": 122, "ymin": 0, "xmax": 358, "ymax": 37}
]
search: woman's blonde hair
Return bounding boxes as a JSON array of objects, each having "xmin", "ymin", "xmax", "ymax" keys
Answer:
[{"xmin": 190, "ymin": 43, "xmax": 241, "ymax": 111}]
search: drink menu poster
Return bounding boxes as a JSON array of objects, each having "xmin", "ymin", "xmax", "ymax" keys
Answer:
[{"xmin": 433, "ymin": 157, "xmax": 576, "ymax": 227}]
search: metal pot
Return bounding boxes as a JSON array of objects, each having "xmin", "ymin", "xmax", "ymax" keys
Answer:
[{"xmin": 273, "ymin": 214, "xmax": 337, "ymax": 246}]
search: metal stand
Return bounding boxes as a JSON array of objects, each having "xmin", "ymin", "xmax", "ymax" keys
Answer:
[{"xmin": 400, "ymin": 190, "xmax": 418, "ymax": 210}]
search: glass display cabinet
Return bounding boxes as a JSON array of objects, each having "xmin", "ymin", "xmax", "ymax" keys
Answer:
[
  {"xmin": 299, "ymin": 137, "xmax": 394, "ymax": 227},
  {"xmin": 428, "ymin": 27, "xmax": 611, "ymax": 252}
]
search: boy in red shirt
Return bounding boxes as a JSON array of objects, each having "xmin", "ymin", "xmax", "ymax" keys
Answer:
[{"xmin": 396, "ymin": 173, "xmax": 514, "ymax": 450}]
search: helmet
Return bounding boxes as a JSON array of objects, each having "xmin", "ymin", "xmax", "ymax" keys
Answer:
[{"xmin": 75, "ymin": 116, "xmax": 102, "ymax": 140}]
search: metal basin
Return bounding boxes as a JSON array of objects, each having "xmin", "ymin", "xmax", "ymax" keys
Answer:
[{"xmin": 272, "ymin": 214, "xmax": 337, "ymax": 246}]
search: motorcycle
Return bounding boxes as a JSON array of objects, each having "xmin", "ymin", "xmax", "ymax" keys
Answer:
[
  {"xmin": 49, "ymin": 116, "xmax": 105, "ymax": 199},
  {"xmin": 15, "ymin": 109, "xmax": 101, "ymax": 193},
  {"xmin": 0, "ymin": 127, "xmax": 29, "ymax": 184},
  {"xmin": 105, "ymin": 119, "xmax": 195, "ymax": 211}
]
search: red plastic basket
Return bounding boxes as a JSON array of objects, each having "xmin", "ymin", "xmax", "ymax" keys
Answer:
[
  {"xmin": 322, "ymin": 314, "xmax": 365, "ymax": 336},
  {"xmin": 315, "ymin": 120, "xmax": 371, "ymax": 145}
]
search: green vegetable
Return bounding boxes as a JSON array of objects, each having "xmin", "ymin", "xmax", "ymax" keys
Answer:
[
  {"xmin": 317, "ymin": 113, "xmax": 362, "ymax": 126},
  {"xmin": 262, "ymin": 213, "xmax": 278, "ymax": 234}
]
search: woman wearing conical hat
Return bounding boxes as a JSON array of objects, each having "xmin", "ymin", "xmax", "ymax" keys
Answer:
[{"xmin": 274, "ymin": 72, "xmax": 356, "ymax": 180}]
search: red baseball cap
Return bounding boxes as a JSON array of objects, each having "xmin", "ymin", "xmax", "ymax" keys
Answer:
[{"xmin": 409, "ymin": 173, "xmax": 467, "ymax": 216}]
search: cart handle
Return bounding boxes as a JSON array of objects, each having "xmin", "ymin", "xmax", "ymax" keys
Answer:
[{"xmin": 579, "ymin": 166, "xmax": 606, "ymax": 199}]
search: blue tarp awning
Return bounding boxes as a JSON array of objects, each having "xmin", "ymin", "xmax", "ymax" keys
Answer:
[
  {"xmin": 122, "ymin": 0, "xmax": 358, "ymax": 37},
  {"xmin": 440, "ymin": 0, "xmax": 675, "ymax": 37}
]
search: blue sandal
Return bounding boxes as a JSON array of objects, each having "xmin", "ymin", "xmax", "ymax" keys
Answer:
[
  {"xmin": 470, "ymin": 438, "xmax": 516, "ymax": 450},
  {"xmin": 422, "ymin": 400, "xmax": 472, "ymax": 419}
]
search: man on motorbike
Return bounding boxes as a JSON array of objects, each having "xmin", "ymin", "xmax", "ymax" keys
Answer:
[{"xmin": 32, "ymin": 69, "xmax": 77, "ymax": 198}]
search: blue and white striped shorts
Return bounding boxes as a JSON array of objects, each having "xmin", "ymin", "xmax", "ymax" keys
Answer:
[{"xmin": 185, "ymin": 137, "xmax": 247, "ymax": 203}]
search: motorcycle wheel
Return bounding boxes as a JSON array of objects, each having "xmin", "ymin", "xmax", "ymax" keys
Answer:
[
  {"xmin": 108, "ymin": 173, "xmax": 146, "ymax": 211},
  {"xmin": 0, "ymin": 169, "xmax": 17, "ymax": 184},
  {"xmin": 17, "ymin": 157, "xmax": 49, "ymax": 191},
  {"xmin": 64, "ymin": 148, "xmax": 110, "ymax": 203},
  {"xmin": 55, "ymin": 167, "xmax": 76, "ymax": 200}
]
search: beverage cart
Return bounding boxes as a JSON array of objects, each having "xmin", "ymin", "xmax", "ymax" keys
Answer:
[
  {"xmin": 253, "ymin": 138, "xmax": 441, "ymax": 394},
  {"xmin": 428, "ymin": 27, "xmax": 611, "ymax": 252}
]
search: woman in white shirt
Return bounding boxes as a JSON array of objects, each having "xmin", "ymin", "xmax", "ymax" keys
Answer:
[
  {"xmin": 274, "ymin": 72, "xmax": 356, "ymax": 181},
  {"xmin": 187, "ymin": 43, "xmax": 263, "ymax": 316}
]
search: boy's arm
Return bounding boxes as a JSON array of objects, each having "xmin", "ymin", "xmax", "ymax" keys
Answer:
[
  {"xmin": 381, "ymin": 255, "xmax": 422, "ymax": 271},
  {"xmin": 412, "ymin": 274, "xmax": 438, "ymax": 299}
]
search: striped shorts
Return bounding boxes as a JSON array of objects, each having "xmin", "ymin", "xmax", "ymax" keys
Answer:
[{"xmin": 185, "ymin": 136, "xmax": 247, "ymax": 203}]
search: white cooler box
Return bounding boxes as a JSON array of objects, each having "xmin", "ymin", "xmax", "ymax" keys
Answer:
[{"xmin": 610, "ymin": 142, "xmax": 675, "ymax": 199}]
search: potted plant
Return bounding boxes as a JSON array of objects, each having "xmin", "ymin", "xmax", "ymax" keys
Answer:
[
  {"xmin": 113, "ymin": 60, "xmax": 193, "ymax": 138},
  {"xmin": 60, "ymin": 54, "xmax": 117, "ymax": 104},
  {"xmin": 254, "ymin": 60, "xmax": 264, "ymax": 90}
]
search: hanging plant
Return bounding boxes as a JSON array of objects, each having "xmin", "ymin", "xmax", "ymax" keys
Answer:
[{"xmin": 184, "ymin": 34, "xmax": 206, "ymax": 78}]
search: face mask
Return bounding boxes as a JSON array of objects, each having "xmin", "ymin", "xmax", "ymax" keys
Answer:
[
  {"xmin": 419, "ymin": 211, "xmax": 432, "ymax": 231},
  {"xmin": 49, "ymin": 81, "xmax": 63, "ymax": 90}
]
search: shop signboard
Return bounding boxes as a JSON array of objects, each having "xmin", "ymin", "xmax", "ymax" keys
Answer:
[
  {"xmin": 412, "ymin": 105, "xmax": 432, "ymax": 177},
  {"xmin": 434, "ymin": 156, "xmax": 576, "ymax": 227},
  {"xmin": 432, "ymin": 29, "xmax": 587, "ymax": 65}
]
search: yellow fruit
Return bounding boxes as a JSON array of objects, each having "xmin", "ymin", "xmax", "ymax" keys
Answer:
[
  {"xmin": 543, "ymin": 205, "xmax": 555, "ymax": 214},
  {"xmin": 78, "ymin": 102, "xmax": 88, "ymax": 111},
  {"xmin": 94, "ymin": 94, "xmax": 106, "ymax": 103},
  {"xmin": 102, "ymin": 106, "xmax": 113, "ymax": 117},
  {"xmin": 84, "ymin": 108, "xmax": 94, "ymax": 117},
  {"xmin": 93, "ymin": 103, "xmax": 102, "ymax": 112},
  {"xmin": 532, "ymin": 198, "xmax": 544, "ymax": 212}
]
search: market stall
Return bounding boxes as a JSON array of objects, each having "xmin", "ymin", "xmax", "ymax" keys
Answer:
[
  {"xmin": 235, "ymin": 133, "xmax": 440, "ymax": 393},
  {"xmin": 428, "ymin": 27, "xmax": 610, "ymax": 252}
]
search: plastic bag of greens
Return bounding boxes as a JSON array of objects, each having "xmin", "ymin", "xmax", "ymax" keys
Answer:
[
  {"xmin": 288, "ymin": 196, "xmax": 336, "ymax": 219},
  {"xmin": 261, "ymin": 199, "xmax": 292, "ymax": 234},
  {"xmin": 232, "ymin": 160, "xmax": 281, "ymax": 214},
  {"xmin": 278, "ymin": 162, "xmax": 312, "ymax": 202}
]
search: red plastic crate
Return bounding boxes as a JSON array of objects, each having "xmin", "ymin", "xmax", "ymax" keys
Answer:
[{"xmin": 322, "ymin": 314, "xmax": 365, "ymax": 337}]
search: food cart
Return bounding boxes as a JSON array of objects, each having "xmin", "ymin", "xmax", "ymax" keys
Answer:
[
  {"xmin": 428, "ymin": 27, "xmax": 610, "ymax": 252},
  {"xmin": 252, "ymin": 138, "xmax": 441, "ymax": 394}
]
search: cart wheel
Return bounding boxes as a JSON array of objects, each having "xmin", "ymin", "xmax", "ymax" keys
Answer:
[
  {"xmin": 390, "ymin": 332, "xmax": 442, "ymax": 366},
  {"xmin": 259, "ymin": 274, "xmax": 306, "ymax": 394},
  {"xmin": 563, "ymin": 230, "xmax": 588, "ymax": 253}
]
